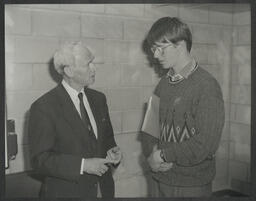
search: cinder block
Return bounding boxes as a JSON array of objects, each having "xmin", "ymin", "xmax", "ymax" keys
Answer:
[
  {"xmin": 229, "ymin": 142, "xmax": 250, "ymax": 163},
  {"xmin": 209, "ymin": 9, "xmax": 232, "ymax": 25},
  {"xmin": 203, "ymin": 65, "xmax": 222, "ymax": 84},
  {"xmin": 127, "ymin": 42, "xmax": 148, "ymax": 65},
  {"xmin": 234, "ymin": 104, "xmax": 251, "ymax": 125},
  {"xmin": 122, "ymin": 110, "xmax": 144, "ymax": 133},
  {"xmin": 8, "ymin": 145, "xmax": 32, "ymax": 173},
  {"xmin": 124, "ymin": 19, "xmax": 153, "ymax": 41},
  {"xmin": 81, "ymin": 15, "xmax": 122, "ymax": 39},
  {"xmin": 238, "ymin": 26, "xmax": 251, "ymax": 45},
  {"xmin": 215, "ymin": 41, "xmax": 232, "ymax": 69},
  {"xmin": 229, "ymin": 160, "xmax": 249, "ymax": 182},
  {"xmin": 15, "ymin": 117, "xmax": 29, "ymax": 145},
  {"xmin": 230, "ymin": 104, "xmax": 236, "ymax": 122},
  {"xmin": 237, "ymin": 63, "xmax": 251, "ymax": 85},
  {"xmin": 141, "ymin": 86, "xmax": 155, "ymax": 103},
  {"xmin": 6, "ymin": 91, "xmax": 47, "ymax": 119},
  {"xmin": 230, "ymin": 177, "xmax": 251, "ymax": 194},
  {"xmin": 106, "ymin": 89, "xmax": 124, "ymax": 111},
  {"xmin": 233, "ymin": 11, "xmax": 250, "ymax": 25},
  {"xmin": 60, "ymin": 4, "xmax": 104, "ymax": 13},
  {"xmin": 121, "ymin": 65, "xmax": 153, "ymax": 87},
  {"xmin": 192, "ymin": 25, "xmax": 232, "ymax": 46},
  {"xmin": 109, "ymin": 111, "xmax": 122, "ymax": 134},
  {"xmin": 219, "ymin": 27, "xmax": 233, "ymax": 45},
  {"xmin": 105, "ymin": 4, "xmax": 144, "ymax": 17},
  {"xmin": 5, "ymin": 6, "xmax": 31, "ymax": 35},
  {"xmin": 192, "ymin": 24, "xmax": 217, "ymax": 44},
  {"xmin": 122, "ymin": 88, "xmax": 143, "ymax": 110},
  {"xmin": 207, "ymin": 45, "xmax": 218, "ymax": 65},
  {"xmin": 104, "ymin": 40, "xmax": 129, "ymax": 63},
  {"xmin": 27, "ymin": 4, "xmax": 60, "ymax": 9},
  {"xmin": 221, "ymin": 121, "xmax": 229, "ymax": 141},
  {"xmin": 212, "ymin": 178, "xmax": 229, "ymax": 192},
  {"xmin": 216, "ymin": 140, "xmax": 229, "ymax": 159},
  {"xmin": 5, "ymin": 36, "xmax": 15, "ymax": 62},
  {"xmin": 115, "ymin": 174, "xmax": 148, "ymax": 197},
  {"xmin": 230, "ymin": 122, "xmax": 250, "ymax": 145},
  {"xmin": 221, "ymin": 84, "xmax": 230, "ymax": 102},
  {"xmin": 232, "ymin": 46, "xmax": 251, "ymax": 83},
  {"xmin": 32, "ymin": 10, "xmax": 80, "ymax": 37},
  {"xmin": 215, "ymin": 158, "xmax": 228, "ymax": 180},
  {"xmin": 152, "ymin": 70, "xmax": 162, "ymax": 85},
  {"xmin": 191, "ymin": 44, "xmax": 209, "ymax": 64},
  {"xmin": 32, "ymin": 64, "xmax": 58, "ymax": 90},
  {"xmin": 179, "ymin": 7, "xmax": 208, "ymax": 23},
  {"xmin": 5, "ymin": 63, "xmax": 33, "ymax": 90},
  {"xmin": 15, "ymin": 36, "xmax": 59, "ymax": 63},
  {"xmin": 92, "ymin": 63, "xmax": 121, "ymax": 88},
  {"xmin": 224, "ymin": 102, "xmax": 230, "ymax": 121},
  {"xmin": 231, "ymin": 85, "xmax": 251, "ymax": 105},
  {"xmin": 144, "ymin": 4, "xmax": 179, "ymax": 18},
  {"xmin": 231, "ymin": 63, "xmax": 238, "ymax": 84}
]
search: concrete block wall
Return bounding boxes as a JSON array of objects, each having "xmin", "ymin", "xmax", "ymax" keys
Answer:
[
  {"xmin": 229, "ymin": 10, "xmax": 251, "ymax": 195},
  {"xmin": 5, "ymin": 4, "xmax": 240, "ymax": 197}
]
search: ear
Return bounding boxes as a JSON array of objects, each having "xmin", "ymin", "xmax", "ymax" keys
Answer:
[
  {"xmin": 177, "ymin": 41, "xmax": 187, "ymax": 53},
  {"xmin": 63, "ymin": 66, "xmax": 74, "ymax": 78}
]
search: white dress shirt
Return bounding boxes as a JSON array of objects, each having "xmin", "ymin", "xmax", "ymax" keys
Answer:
[{"xmin": 61, "ymin": 79, "xmax": 98, "ymax": 174}]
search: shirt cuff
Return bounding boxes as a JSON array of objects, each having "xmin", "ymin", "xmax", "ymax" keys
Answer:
[
  {"xmin": 154, "ymin": 149, "xmax": 164, "ymax": 163},
  {"xmin": 80, "ymin": 158, "xmax": 85, "ymax": 175}
]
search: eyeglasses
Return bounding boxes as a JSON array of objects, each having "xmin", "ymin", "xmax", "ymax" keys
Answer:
[{"xmin": 150, "ymin": 43, "xmax": 174, "ymax": 55}]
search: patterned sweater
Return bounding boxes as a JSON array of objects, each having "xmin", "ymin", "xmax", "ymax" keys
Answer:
[{"xmin": 151, "ymin": 65, "xmax": 225, "ymax": 187}]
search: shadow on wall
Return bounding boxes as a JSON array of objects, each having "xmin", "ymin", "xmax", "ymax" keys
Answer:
[{"xmin": 48, "ymin": 58, "xmax": 62, "ymax": 84}]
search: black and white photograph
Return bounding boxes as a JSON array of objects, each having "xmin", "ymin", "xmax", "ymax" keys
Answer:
[{"xmin": 3, "ymin": 2, "xmax": 254, "ymax": 198}]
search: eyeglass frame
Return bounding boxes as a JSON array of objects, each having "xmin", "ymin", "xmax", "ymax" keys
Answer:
[{"xmin": 150, "ymin": 42, "xmax": 175, "ymax": 55}]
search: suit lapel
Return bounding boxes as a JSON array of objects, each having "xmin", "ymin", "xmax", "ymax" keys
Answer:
[
  {"xmin": 84, "ymin": 88, "xmax": 102, "ymax": 142},
  {"xmin": 55, "ymin": 84, "xmax": 89, "ymax": 141}
]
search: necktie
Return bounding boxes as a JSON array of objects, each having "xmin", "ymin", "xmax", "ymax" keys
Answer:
[{"xmin": 78, "ymin": 92, "xmax": 94, "ymax": 135}]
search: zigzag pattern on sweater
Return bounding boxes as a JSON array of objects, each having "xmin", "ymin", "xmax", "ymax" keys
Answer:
[{"xmin": 160, "ymin": 113, "xmax": 196, "ymax": 143}]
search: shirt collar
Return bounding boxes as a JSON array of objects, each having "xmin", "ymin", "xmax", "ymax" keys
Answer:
[
  {"xmin": 167, "ymin": 59, "xmax": 197, "ymax": 80},
  {"xmin": 62, "ymin": 79, "xmax": 84, "ymax": 101}
]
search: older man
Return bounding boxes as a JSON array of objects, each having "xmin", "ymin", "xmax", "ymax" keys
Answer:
[{"xmin": 28, "ymin": 41, "xmax": 121, "ymax": 198}]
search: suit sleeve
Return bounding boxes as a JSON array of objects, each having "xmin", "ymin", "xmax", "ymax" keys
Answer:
[
  {"xmin": 28, "ymin": 102, "xmax": 82, "ymax": 183},
  {"xmin": 102, "ymin": 94, "xmax": 117, "ymax": 152},
  {"xmin": 161, "ymin": 80, "xmax": 225, "ymax": 166}
]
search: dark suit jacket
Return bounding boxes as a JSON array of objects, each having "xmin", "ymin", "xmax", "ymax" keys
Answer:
[{"xmin": 28, "ymin": 84, "xmax": 117, "ymax": 198}]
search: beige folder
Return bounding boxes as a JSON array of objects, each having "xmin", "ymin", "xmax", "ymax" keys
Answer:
[{"xmin": 141, "ymin": 94, "xmax": 160, "ymax": 138}]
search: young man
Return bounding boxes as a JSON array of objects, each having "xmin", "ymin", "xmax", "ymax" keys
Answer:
[
  {"xmin": 28, "ymin": 41, "xmax": 121, "ymax": 198},
  {"xmin": 145, "ymin": 17, "xmax": 225, "ymax": 197}
]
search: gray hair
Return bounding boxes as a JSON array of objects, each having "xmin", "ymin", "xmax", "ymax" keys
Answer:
[{"xmin": 53, "ymin": 41, "xmax": 93, "ymax": 75}]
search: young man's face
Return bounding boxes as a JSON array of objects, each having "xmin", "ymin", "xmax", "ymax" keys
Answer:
[{"xmin": 151, "ymin": 41, "xmax": 180, "ymax": 69}]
